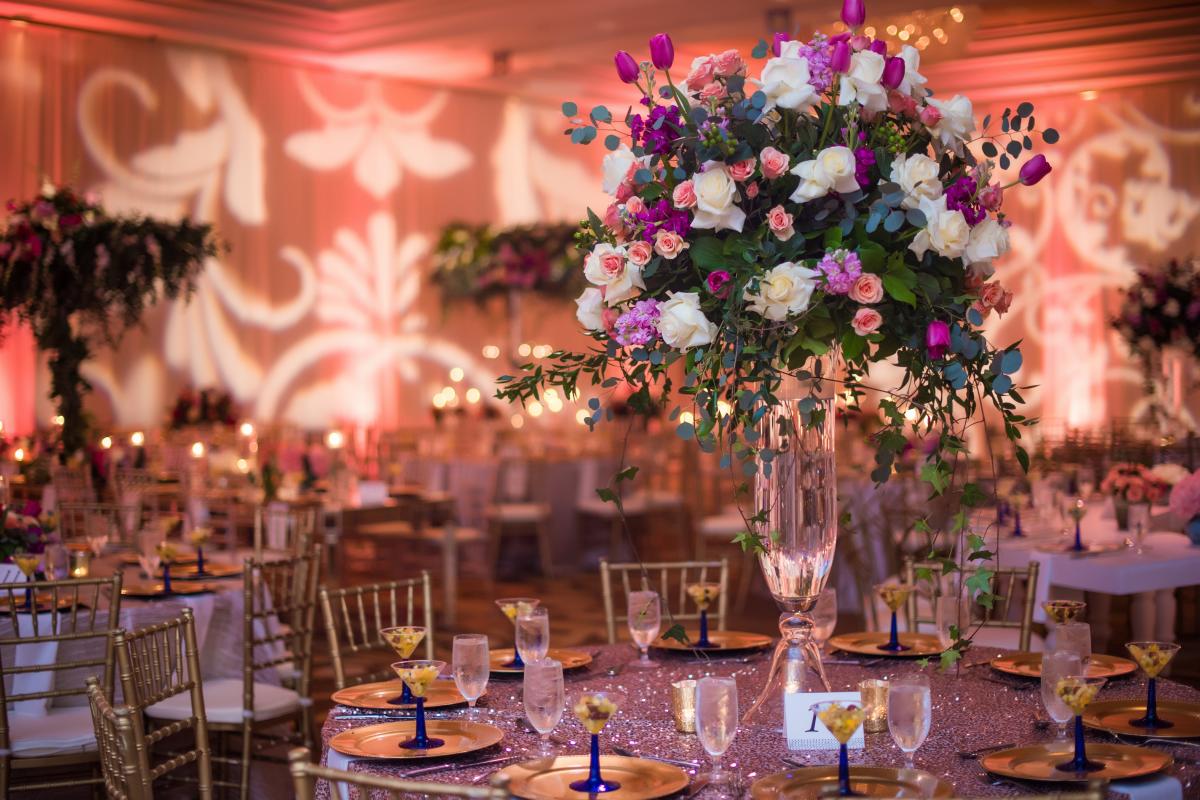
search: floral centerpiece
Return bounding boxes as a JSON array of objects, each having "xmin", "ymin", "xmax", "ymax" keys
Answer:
[
  {"xmin": 431, "ymin": 222, "xmax": 584, "ymax": 302},
  {"xmin": 1112, "ymin": 258, "xmax": 1200, "ymax": 361},
  {"xmin": 168, "ymin": 387, "xmax": 239, "ymax": 430},
  {"xmin": 1168, "ymin": 468, "xmax": 1200, "ymax": 544},
  {"xmin": 1100, "ymin": 462, "xmax": 1169, "ymax": 530},
  {"xmin": 497, "ymin": 0, "xmax": 1056, "ymax": 668},
  {"xmin": 0, "ymin": 183, "xmax": 218, "ymax": 459},
  {"xmin": 0, "ymin": 501, "xmax": 59, "ymax": 567}
]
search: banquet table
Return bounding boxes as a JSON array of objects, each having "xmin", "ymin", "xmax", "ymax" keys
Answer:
[{"xmin": 318, "ymin": 643, "xmax": 1200, "ymax": 799}]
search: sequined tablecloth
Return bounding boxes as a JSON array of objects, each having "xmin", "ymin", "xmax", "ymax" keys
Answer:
[{"xmin": 318, "ymin": 644, "xmax": 1200, "ymax": 798}]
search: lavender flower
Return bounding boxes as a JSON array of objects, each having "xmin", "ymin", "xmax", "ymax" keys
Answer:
[
  {"xmin": 817, "ymin": 248, "xmax": 863, "ymax": 295},
  {"xmin": 853, "ymin": 147, "xmax": 875, "ymax": 189},
  {"xmin": 796, "ymin": 34, "xmax": 835, "ymax": 93},
  {"xmin": 614, "ymin": 300, "xmax": 661, "ymax": 346}
]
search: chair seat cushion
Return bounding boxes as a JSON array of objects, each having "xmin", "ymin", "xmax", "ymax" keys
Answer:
[
  {"xmin": 148, "ymin": 678, "xmax": 300, "ymax": 724},
  {"xmin": 487, "ymin": 503, "xmax": 550, "ymax": 523},
  {"xmin": 10, "ymin": 706, "xmax": 97, "ymax": 757}
]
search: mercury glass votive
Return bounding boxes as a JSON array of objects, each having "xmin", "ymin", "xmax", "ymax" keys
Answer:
[
  {"xmin": 671, "ymin": 679, "xmax": 697, "ymax": 733},
  {"xmin": 68, "ymin": 548, "xmax": 90, "ymax": 579},
  {"xmin": 858, "ymin": 679, "xmax": 889, "ymax": 733}
]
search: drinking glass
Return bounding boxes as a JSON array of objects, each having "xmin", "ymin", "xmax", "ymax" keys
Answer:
[
  {"xmin": 696, "ymin": 677, "xmax": 738, "ymax": 786},
  {"xmin": 523, "ymin": 658, "xmax": 564, "ymax": 755},
  {"xmin": 626, "ymin": 590, "xmax": 661, "ymax": 669},
  {"xmin": 1053, "ymin": 676, "xmax": 1106, "ymax": 773},
  {"xmin": 495, "ymin": 597, "xmax": 539, "ymax": 668},
  {"xmin": 888, "ymin": 675, "xmax": 931, "ymax": 770},
  {"xmin": 814, "ymin": 701, "xmax": 865, "ymax": 797},
  {"xmin": 1129, "ymin": 505, "xmax": 1152, "ymax": 554},
  {"xmin": 570, "ymin": 692, "xmax": 620, "ymax": 792},
  {"xmin": 13, "ymin": 552, "xmax": 39, "ymax": 609},
  {"xmin": 1056, "ymin": 622, "xmax": 1091, "ymax": 668},
  {"xmin": 380, "ymin": 626, "xmax": 426, "ymax": 704},
  {"xmin": 875, "ymin": 583, "xmax": 914, "ymax": 652},
  {"xmin": 391, "ymin": 660, "xmax": 446, "ymax": 750},
  {"xmin": 1040, "ymin": 651, "xmax": 1082, "ymax": 740},
  {"xmin": 516, "ymin": 606, "xmax": 550, "ymax": 664},
  {"xmin": 452, "ymin": 634, "xmax": 489, "ymax": 718},
  {"xmin": 1126, "ymin": 642, "xmax": 1181, "ymax": 730},
  {"xmin": 812, "ymin": 588, "xmax": 838, "ymax": 652},
  {"xmin": 686, "ymin": 583, "xmax": 720, "ymax": 648}
]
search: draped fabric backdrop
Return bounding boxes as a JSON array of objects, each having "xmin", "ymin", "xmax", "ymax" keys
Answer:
[{"xmin": 1, "ymin": 15, "xmax": 1198, "ymax": 437}]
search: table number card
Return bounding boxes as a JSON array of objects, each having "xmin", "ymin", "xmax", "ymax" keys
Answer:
[{"xmin": 783, "ymin": 691, "xmax": 865, "ymax": 751}]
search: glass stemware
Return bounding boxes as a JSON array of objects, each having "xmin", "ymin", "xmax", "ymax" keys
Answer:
[
  {"xmin": 187, "ymin": 526, "xmax": 212, "ymax": 575},
  {"xmin": 1043, "ymin": 600, "xmax": 1086, "ymax": 625},
  {"xmin": 814, "ymin": 701, "xmax": 865, "ymax": 797},
  {"xmin": 1011, "ymin": 491, "xmax": 1027, "ymax": 536},
  {"xmin": 515, "ymin": 606, "xmax": 550, "ymax": 664},
  {"xmin": 1129, "ymin": 504, "xmax": 1151, "ymax": 554},
  {"xmin": 696, "ymin": 676, "xmax": 738, "ymax": 787},
  {"xmin": 1041, "ymin": 651, "xmax": 1083, "ymax": 741},
  {"xmin": 875, "ymin": 583, "xmax": 914, "ymax": 652},
  {"xmin": 686, "ymin": 583, "xmax": 721, "ymax": 648},
  {"xmin": 13, "ymin": 552, "xmax": 40, "ymax": 609},
  {"xmin": 523, "ymin": 658, "xmax": 564, "ymax": 755},
  {"xmin": 887, "ymin": 675, "xmax": 931, "ymax": 770},
  {"xmin": 1067, "ymin": 498, "xmax": 1088, "ymax": 552},
  {"xmin": 1056, "ymin": 622, "xmax": 1092, "ymax": 669},
  {"xmin": 570, "ymin": 692, "xmax": 620, "ymax": 793},
  {"xmin": 626, "ymin": 590, "xmax": 661, "ymax": 669},
  {"xmin": 156, "ymin": 542, "xmax": 178, "ymax": 593},
  {"xmin": 495, "ymin": 598, "xmax": 539, "ymax": 669},
  {"xmin": 452, "ymin": 634, "xmax": 489, "ymax": 718},
  {"xmin": 812, "ymin": 588, "xmax": 838, "ymax": 653},
  {"xmin": 1054, "ymin": 676, "xmax": 1106, "ymax": 773},
  {"xmin": 1126, "ymin": 642, "xmax": 1181, "ymax": 730},
  {"xmin": 380, "ymin": 626, "xmax": 426, "ymax": 704},
  {"xmin": 392, "ymin": 659, "xmax": 446, "ymax": 750}
]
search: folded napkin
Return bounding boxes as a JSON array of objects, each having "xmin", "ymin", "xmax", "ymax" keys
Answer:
[{"xmin": 324, "ymin": 747, "xmax": 355, "ymax": 800}]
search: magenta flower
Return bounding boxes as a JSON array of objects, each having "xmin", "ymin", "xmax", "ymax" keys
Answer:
[
  {"xmin": 649, "ymin": 34, "xmax": 674, "ymax": 70},
  {"xmin": 614, "ymin": 51, "xmax": 639, "ymax": 84},
  {"xmin": 707, "ymin": 271, "xmax": 733, "ymax": 298},
  {"xmin": 841, "ymin": 0, "xmax": 866, "ymax": 27},
  {"xmin": 772, "ymin": 32, "xmax": 791, "ymax": 57},
  {"xmin": 868, "ymin": 38, "xmax": 887, "ymax": 56},
  {"xmin": 1019, "ymin": 154, "xmax": 1052, "ymax": 185},
  {"xmin": 831, "ymin": 41, "xmax": 851, "ymax": 73},
  {"xmin": 881, "ymin": 56, "xmax": 905, "ymax": 89},
  {"xmin": 614, "ymin": 300, "xmax": 661, "ymax": 347},
  {"xmin": 926, "ymin": 320, "xmax": 951, "ymax": 359}
]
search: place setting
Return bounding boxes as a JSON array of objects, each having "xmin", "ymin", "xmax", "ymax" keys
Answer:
[
  {"xmin": 989, "ymin": 602, "xmax": 1138, "ymax": 680},
  {"xmin": 488, "ymin": 598, "xmax": 593, "ymax": 675},
  {"xmin": 648, "ymin": 583, "xmax": 773, "ymax": 656},
  {"xmin": 826, "ymin": 584, "xmax": 942, "ymax": 659}
]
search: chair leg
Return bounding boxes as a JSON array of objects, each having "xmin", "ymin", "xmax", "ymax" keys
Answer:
[
  {"xmin": 536, "ymin": 518, "xmax": 555, "ymax": 578},
  {"xmin": 239, "ymin": 721, "xmax": 253, "ymax": 800}
]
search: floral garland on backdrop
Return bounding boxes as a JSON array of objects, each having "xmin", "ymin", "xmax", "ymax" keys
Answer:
[
  {"xmin": 431, "ymin": 222, "xmax": 585, "ymax": 303},
  {"xmin": 0, "ymin": 184, "xmax": 218, "ymax": 459},
  {"xmin": 498, "ymin": 0, "xmax": 1057, "ymax": 663}
]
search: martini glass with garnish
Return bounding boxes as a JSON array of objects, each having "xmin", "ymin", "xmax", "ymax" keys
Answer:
[
  {"xmin": 687, "ymin": 583, "xmax": 721, "ymax": 648},
  {"xmin": 875, "ymin": 583, "xmax": 914, "ymax": 652},
  {"xmin": 1054, "ymin": 676, "xmax": 1107, "ymax": 773},
  {"xmin": 495, "ymin": 598, "xmax": 539, "ymax": 668},
  {"xmin": 380, "ymin": 626, "xmax": 426, "ymax": 704},
  {"xmin": 569, "ymin": 692, "xmax": 620, "ymax": 793},
  {"xmin": 13, "ymin": 552, "xmax": 40, "ymax": 609},
  {"xmin": 391, "ymin": 660, "xmax": 446, "ymax": 750},
  {"xmin": 156, "ymin": 541, "xmax": 178, "ymax": 594},
  {"xmin": 1126, "ymin": 642, "xmax": 1181, "ymax": 730},
  {"xmin": 186, "ymin": 527, "xmax": 212, "ymax": 576},
  {"xmin": 814, "ymin": 701, "xmax": 866, "ymax": 796}
]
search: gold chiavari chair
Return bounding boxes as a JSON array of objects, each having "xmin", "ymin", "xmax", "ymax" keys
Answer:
[
  {"xmin": 0, "ymin": 574, "xmax": 123, "ymax": 795},
  {"xmin": 254, "ymin": 502, "xmax": 319, "ymax": 559},
  {"xmin": 288, "ymin": 746, "xmax": 512, "ymax": 800},
  {"xmin": 319, "ymin": 573, "xmax": 434, "ymax": 690},
  {"xmin": 903, "ymin": 557, "xmax": 1041, "ymax": 651},
  {"xmin": 50, "ymin": 464, "xmax": 94, "ymax": 506},
  {"xmin": 59, "ymin": 501, "xmax": 185, "ymax": 550},
  {"xmin": 115, "ymin": 608, "xmax": 212, "ymax": 798},
  {"xmin": 111, "ymin": 467, "xmax": 177, "ymax": 517},
  {"xmin": 86, "ymin": 677, "xmax": 154, "ymax": 800},
  {"xmin": 600, "ymin": 558, "xmax": 729, "ymax": 645}
]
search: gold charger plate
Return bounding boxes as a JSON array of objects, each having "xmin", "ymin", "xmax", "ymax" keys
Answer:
[
  {"xmin": 981, "ymin": 742, "xmax": 1171, "ymax": 782},
  {"xmin": 751, "ymin": 767, "xmax": 953, "ymax": 799},
  {"xmin": 991, "ymin": 652, "xmax": 1137, "ymax": 680},
  {"xmin": 171, "ymin": 563, "xmax": 242, "ymax": 580},
  {"xmin": 489, "ymin": 648, "xmax": 592, "ymax": 674},
  {"xmin": 328, "ymin": 719, "xmax": 503, "ymax": 760},
  {"xmin": 1036, "ymin": 541, "xmax": 1125, "ymax": 556},
  {"xmin": 121, "ymin": 582, "xmax": 219, "ymax": 598},
  {"xmin": 331, "ymin": 679, "xmax": 470, "ymax": 711},
  {"xmin": 497, "ymin": 755, "xmax": 688, "ymax": 800},
  {"xmin": 828, "ymin": 632, "xmax": 943, "ymax": 658},
  {"xmin": 651, "ymin": 630, "xmax": 772, "ymax": 652},
  {"xmin": 120, "ymin": 553, "xmax": 198, "ymax": 565},
  {"xmin": 1084, "ymin": 699, "xmax": 1200, "ymax": 739}
]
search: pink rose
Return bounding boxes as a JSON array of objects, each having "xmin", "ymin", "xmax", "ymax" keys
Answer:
[
  {"xmin": 728, "ymin": 158, "xmax": 757, "ymax": 182},
  {"xmin": 745, "ymin": 182, "xmax": 760, "ymax": 199},
  {"xmin": 685, "ymin": 56, "xmax": 716, "ymax": 90},
  {"xmin": 672, "ymin": 180, "xmax": 697, "ymax": 209},
  {"xmin": 707, "ymin": 270, "xmax": 732, "ymax": 298},
  {"xmin": 850, "ymin": 34, "xmax": 871, "ymax": 51},
  {"xmin": 624, "ymin": 195, "xmax": 646, "ymax": 215},
  {"xmin": 602, "ymin": 306, "xmax": 620, "ymax": 334},
  {"xmin": 760, "ymin": 147, "xmax": 790, "ymax": 179},
  {"xmin": 698, "ymin": 82, "xmax": 727, "ymax": 101},
  {"xmin": 848, "ymin": 273, "xmax": 884, "ymax": 304},
  {"xmin": 919, "ymin": 104, "xmax": 942, "ymax": 128},
  {"xmin": 1126, "ymin": 483, "xmax": 1145, "ymax": 503},
  {"xmin": 654, "ymin": 230, "xmax": 689, "ymax": 259},
  {"xmin": 713, "ymin": 49, "xmax": 746, "ymax": 77},
  {"xmin": 766, "ymin": 205, "xmax": 795, "ymax": 242},
  {"xmin": 627, "ymin": 240, "xmax": 653, "ymax": 267},
  {"xmin": 603, "ymin": 203, "xmax": 628, "ymax": 240},
  {"xmin": 978, "ymin": 183, "xmax": 1004, "ymax": 211},
  {"xmin": 888, "ymin": 91, "xmax": 917, "ymax": 117},
  {"xmin": 615, "ymin": 182, "xmax": 634, "ymax": 202},
  {"xmin": 851, "ymin": 307, "xmax": 883, "ymax": 336},
  {"xmin": 980, "ymin": 281, "xmax": 1013, "ymax": 316}
]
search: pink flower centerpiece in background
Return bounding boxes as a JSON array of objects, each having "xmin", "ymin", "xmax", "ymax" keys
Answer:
[{"xmin": 1168, "ymin": 469, "xmax": 1200, "ymax": 545}]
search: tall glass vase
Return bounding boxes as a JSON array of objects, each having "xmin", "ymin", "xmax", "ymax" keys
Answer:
[{"xmin": 745, "ymin": 378, "xmax": 838, "ymax": 720}]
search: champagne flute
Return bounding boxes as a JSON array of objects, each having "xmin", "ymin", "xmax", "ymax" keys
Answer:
[
  {"xmin": 380, "ymin": 626, "xmax": 426, "ymax": 704},
  {"xmin": 686, "ymin": 583, "xmax": 720, "ymax": 648},
  {"xmin": 13, "ymin": 552, "xmax": 40, "ymax": 609},
  {"xmin": 392, "ymin": 660, "xmax": 446, "ymax": 750},
  {"xmin": 875, "ymin": 583, "xmax": 914, "ymax": 652},
  {"xmin": 1041, "ymin": 651, "xmax": 1082, "ymax": 741},
  {"xmin": 696, "ymin": 676, "xmax": 738, "ymax": 787},
  {"xmin": 812, "ymin": 588, "xmax": 838, "ymax": 653},
  {"xmin": 516, "ymin": 606, "xmax": 550, "ymax": 664},
  {"xmin": 570, "ymin": 692, "xmax": 620, "ymax": 793},
  {"xmin": 814, "ymin": 701, "xmax": 865, "ymax": 797},
  {"xmin": 1126, "ymin": 642, "xmax": 1181, "ymax": 730},
  {"xmin": 887, "ymin": 675, "xmax": 931, "ymax": 770},
  {"xmin": 495, "ymin": 598, "xmax": 539, "ymax": 669},
  {"xmin": 452, "ymin": 634, "xmax": 489, "ymax": 719},
  {"xmin": 1053, "ymin": 676, "xmax": 1106, "ymax": 773},
  {"xmin": 523, "ymin": 658, "xmax": 564, "ymax": 755},
  {"xmin": 626, "ymin": 590, "xmax": 661, "ymax": 669}
]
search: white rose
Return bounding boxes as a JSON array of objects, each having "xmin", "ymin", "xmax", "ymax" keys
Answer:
[
  {"xmin": 897, "ymin": 45, "xmax": 928, "ymax": 99},
  {"xmin": 963, "ymin": 218, "xmax": 1010, "ymax": 267},
  {"xmin": 583, "ymin": 242, "xmax": 644, "ymax": 305},
  {"xmin": 887, "ymin": 153, "xmax": 942, "ymax": 209},
  {"xmin": 743, "ymin": 261, "xmax": 820, "ymax": 321},
  {"xmin": 753, "ymin": 43, "xmax": 818, "ymax": 114},
  {"xmin": 909, "ymin": 196, "xmax": 971, "ymax": 260},
  {"xmin": 691, "ymin": 161, "xmax": 747, "ymax": 232},
  {"xmin": 837, "ymin": 50, "xmax": 888, "ymax": 114},
  {"xmin": 601, "ymin": 145, "xmax": 637, "ymax": 196},
  {"xmin": 575, "ymin": 288, "xmax": 606, "ymax": 332},
  {"xmin": 657, "ymin": 292, "xmax": 717, "ymax": 351},
  {"xmin": 926, "ymin": 95, "xmax": 975, "ymax": 154},
  {"xmin": 788, "ymin": 146, "xmax": 859, "ymax": 203}
]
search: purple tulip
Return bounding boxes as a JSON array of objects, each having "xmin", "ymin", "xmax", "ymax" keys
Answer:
[
  {"xmin": 649, "ymin": 33, "xmax": 674, "ymax": 70},
  {"xmin": 841, "ymin": 0, "xmax": 866, "ymax": 27},
  {"xmin": 614, "ymin": 51, "xmax": 639, "ymax": 84},
  {"xmin": 868, "ymin": 38, "xmax": 888, "ymax": 56},
  {"xmin": 772, "ymin": 31, "xmax": 791, "ymax": 57},
  {"xmin": 831, "ymin": 41, "xmax": 852, "ymax": 73},
  {"xmin": 1018, "ymin": 154, "xmax": 1052, "ymax": 186},
  {"xmin": 881, "ymin": 56, "xmax": 905, "ymax": 89},
  {"xmin": 926, "ymin": 320, "xmax": 951, "ymax": 359}
]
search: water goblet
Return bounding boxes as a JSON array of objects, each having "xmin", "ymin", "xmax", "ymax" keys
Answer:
[
  {"xmin": 12, "ymin": 552, "xmax": 40, "ymax": 609},
  {"xmin": 516, "ymin": 606, "xmax": 550, "ymax": 664},
  {"xmin": 812, "ymin": 588, "xmax": 838, "ymax": 653},
  {"xmin": 696, "ymin": 676, "xmax": 738, "ymax": 787},
  {"xmin": 523, "ymin": 658, "xmax": 564, "ymax": 755},
  {"xmin": 1056, "ymin": 622, "xmax": 1091, "ymax": 669},
  {"xmin": 1041, "ymin": 651, "xmax": 1082, "ymax": 741},
  {"xmin": 626, "ymin": 590, "xmax": 661, "ymax": 669},
  {"xmin": 1067, "ymin": 499, "xmax": 1088, "ymax": 551},
  {"xmin": 1053, "ymin": 676, "xmax": 1107, "ymax": 773},
  {"xmin": 391, "ymin": 659, "xmax": 446, "ymax": 750},
  {"xmin": 569, "ymin": 692, "xmax": 620, "ymax": 793},
  {"xmin": 452, "ymin": 634, "xmax": 489, "ymax": 719},
  {"xmin": 187, "ymin": 526, "xmax": 212, "ymax": 575},
  {"xmin": 888, "ymin": 675, "xmax": 931, "ymax": 770},
  {"xmin": 1129, "ymin": 504, "xmax": 1152, "ymax": 554},
  {"xmin": 686, "ymin": 583, "xmax": 721, "ymax": 648},
  {"xmin": 495, "ymin": 598, "xmax": 539, "ymax": 669},
  {"xmin": 875, "ymin": 583, "xmax": 914, "ymax": 652},
  {"xmin": 814, "ymin": 701, "xmax": 865, "ymax": 797},
  {"xmin": 1126, "ymin": 642, "xmax": 1181, "ymax": 730},
  {"xmin": 380, "ymin": 626, "xmax": 426, "ymax": 704}
]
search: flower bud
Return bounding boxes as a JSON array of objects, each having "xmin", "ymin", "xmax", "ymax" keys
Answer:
[
  {"xmin": 831, "ymin": 41, "xmax": 852, "ymax": 72},
  {"xmin": 881, "ymin": 55, "xmax": 905, "ymax": 89},
  {"xmin": 926, "ymin": 320, "xmax": 951, "ymax": 359},
  {"xmin": 614, "ymin": 51, "xmax": 639, "ymax": 83},
  {"xmin": 772, "ymin": 31, "xmax": 791, "ymax": 57},
  {"xmin": 868, "ymin": 38, "xmax": 888, "ymax": 56},
  {"xmin": 1018, "ymin": 154, "xmax": 1052, "ymax": 186},
  {"xmin": 649, "ymin": 33, "xmax": 674, "ymax": 70},
  {"xmin": 918, "ymin": 104, "xmax": 942, "ymax": 127},
  {"xmin": 841, "ymin": 0, "xmax": 867, "ymax": 27},
  {"xmin": 849, "ymin": 34, "xmax": 871, "ymax": 51}
]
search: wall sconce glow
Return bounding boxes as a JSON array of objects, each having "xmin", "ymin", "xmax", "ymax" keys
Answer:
[
  {"xmin": 432, "ymin": 392, "xmax": 447, "ymax": 409},
  {"xmin": 449, "ymin": 367, "xmax": 465, "ymax": 382},
  {"xmin": 510, "ymin": 413, "xmax": 525, "ymax": 429},
  {"xmin": 517, "ymin": 343, "xmax": 532, "ymax": 357},
  {"xmin": 465, "ymin": 387, "xmax": 481, "ymax": 404},
  {"xmin": 1080, "ymin": 90, "xmax": 1099, "ymax": 101},
  {"xmin": 481, "ymin": 345, "xmax": 501, "ymax": 359},
  {"xmin": 240, "ymin": 422, "xmax": 255, "ymax": 437},
  {"xmin": 679, "ymin": 411, "xmax": 695, "ymax": 426},
  {"xmin": 191, "ymin": 442, "xmax": 206, "ymax": 458},
  {"xmin": 52, "ymin": 415, "xmax": 65, "ymax": 426},
  {"xmin": 100, "ymin": 436, "xmax": 113, "ymax": 449},
  {"xmin": 236, "ymin": 458, "xmax": 250, "ymax": 473},
  {"xmin": 575, "ymin": 409, "xmax": 590, "ymax": 425},
  {"xmin": 130, "ymin": 431, "xmax": 145, "ymax": 447},
  {"xmin": 545, "ymin": 388, "xmax": 563, "ymax": 412},
  {"xmin": 14, "ymin": 447, "xmax": 25, "ymax": 462},
  {"xmin": 442, "ymin": 386, "xmax": 458, "ymax": 406},
  {"xmin": 326, "ymin": 430, "xmax": 345, "ymax": 449}
]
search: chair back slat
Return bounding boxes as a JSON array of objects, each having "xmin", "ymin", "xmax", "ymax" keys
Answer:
[
  {"xmin": 903, "ymin": 558, "xmax": 1040, "ymax": 651},
  {"xmin": 288, "ymin": 747, "xmax": 510, "ymax": 800},
  {"xmin": 319, "ymin": 574, "xmax": 434, "ymax": 689},
  {"xmin": 600, "ymin": 559, "xmax": 729, "ymax": 645},
  {"xmin": 87, "ymin": 678, "xmax": 152, "ymax": 800}
]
